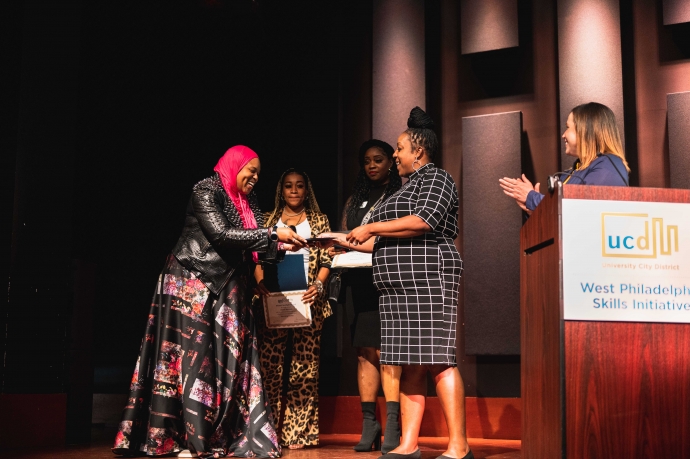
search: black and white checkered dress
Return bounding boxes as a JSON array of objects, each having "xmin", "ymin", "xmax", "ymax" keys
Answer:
[{"xmin": 370, "ymin": 163, "xmax": 462, "ymax": 366}]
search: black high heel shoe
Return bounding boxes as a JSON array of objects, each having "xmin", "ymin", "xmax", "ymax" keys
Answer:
[
  {"xmin": 435, "ymin": 450, "xmax": 474, "ymax": 459},
  {"xmin": 353, "ymin": 419, "xmax": 382, "ymax": 452},
  {"xmin": 378, "ymin": 449, "xmax": 422, "ymax": 459}
]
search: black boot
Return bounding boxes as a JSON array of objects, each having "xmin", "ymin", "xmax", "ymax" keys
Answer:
[
  {"xmin": 381, "ymin": 401, "xmax": 401, "ymax": 454},
  {"xmin": 353, "ymin": 402, "xmax": 382, "ymax": 452}
]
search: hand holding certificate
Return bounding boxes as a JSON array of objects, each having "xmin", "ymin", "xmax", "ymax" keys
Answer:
[
  {"xmin": 305, "ymin": 236, "xmax": 336, "ymax": 247},
  {"xmin": 263, "ymin": 291, "xmax": 312, "ymax": 328},
  {"xmin": 261, "ymin": 255, "xmax": 312, "ymax": 329},
  {"xmin": 318, "ymin": 231, "xmax": 376, "ymax": 254}
]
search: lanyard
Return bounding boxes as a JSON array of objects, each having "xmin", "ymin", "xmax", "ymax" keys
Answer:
[{"xmin": 360, "ymin": 192, "xmax": 387, "ymax": 226}]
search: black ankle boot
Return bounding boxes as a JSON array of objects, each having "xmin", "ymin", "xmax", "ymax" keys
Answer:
[
  {"xmin": 354, "ymin": 402, "xmax": 382, "ymax": 452},
  {"xmin": 381, "ymin": 401, "xmax": 401, "ymax": 454}
]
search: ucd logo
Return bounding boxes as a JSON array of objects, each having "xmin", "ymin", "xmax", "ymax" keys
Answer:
[{"xmin": 601, "ymin": 213, "xmax": 679, "ymax": 258}]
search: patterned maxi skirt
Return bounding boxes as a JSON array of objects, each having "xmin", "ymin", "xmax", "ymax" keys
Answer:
[{"xmin": 112, "ymin": 255, "xmax": 281, "ymax": 458}]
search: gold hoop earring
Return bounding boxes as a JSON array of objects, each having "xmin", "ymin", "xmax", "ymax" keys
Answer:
[{"xmin": 412, "ymin": 158, "xmax": 421, "ymax": 171}]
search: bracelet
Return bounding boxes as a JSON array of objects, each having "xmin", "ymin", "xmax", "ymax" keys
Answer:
[{"xmin": 311, "ymin": 279, "xmax": 324, "ymax": 295}]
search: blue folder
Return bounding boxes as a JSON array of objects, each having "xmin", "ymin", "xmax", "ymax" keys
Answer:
[{"xmin": 263, "ymin": 254, "xmax": 307, "ymax": 292}]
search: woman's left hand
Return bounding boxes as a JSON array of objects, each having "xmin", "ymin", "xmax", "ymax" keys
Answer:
[
  {"xmin": 346, "ymin": 224, "xmax": 373, "ymax": 246},
  {"xmin": 302, "ymin": 284, "xmax": 319, "ymax": 304}
]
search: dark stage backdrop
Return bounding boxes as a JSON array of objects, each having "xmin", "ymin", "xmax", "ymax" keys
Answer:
[
  {"xmin": 9, "ymin": 0, "xmax": 690, "ymax": 416},
  {"xmin": 71, "ymin": 0, "xmax": 363, "ymax": 393}
]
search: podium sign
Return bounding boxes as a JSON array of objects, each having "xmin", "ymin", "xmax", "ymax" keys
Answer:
[
  {"xmin": 521, "ymin": 185, "xmax": 690, "ymax": 459},
  {"xmin": 562, "ymin": 199, "xmax": 690, "ymax": 323}
]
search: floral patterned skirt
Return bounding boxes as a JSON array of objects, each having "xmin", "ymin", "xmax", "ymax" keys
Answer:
[{"xmin": 112, "ymin": 255, "xmax": 281, "ymax": 458}]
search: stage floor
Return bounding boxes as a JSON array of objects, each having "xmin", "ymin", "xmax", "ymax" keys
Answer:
[{"xmin": 5, "ymin": 434, "xmax": 521, "ymax": 459}]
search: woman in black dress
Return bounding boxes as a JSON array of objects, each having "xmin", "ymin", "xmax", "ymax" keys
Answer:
[
  {"xmin": 324, "ymin": 108, "xmax": 472, "ymax": 459},
  {"xmin": 339, "ymin": 140, "xmax": 402, "ymax": 453},
  {"xmin": 112, "ymin": 146, "xmax": 305, "ymax": 458}
]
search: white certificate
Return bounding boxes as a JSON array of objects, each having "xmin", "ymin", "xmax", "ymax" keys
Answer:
[
  {"xmin": 331, "ymin": 251, "xmax": 373, "ymax": 268},
  {"xmin": 262, "ymin": 291, "xmax": 312, "ymax": 328}
]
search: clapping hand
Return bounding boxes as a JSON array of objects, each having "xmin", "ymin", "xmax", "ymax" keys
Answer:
[{"xmin": 499, "ymin": 174, "xmax": 540, "ymax": 213}]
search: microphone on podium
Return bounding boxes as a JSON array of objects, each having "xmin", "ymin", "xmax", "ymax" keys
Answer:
[{"xmin": 547, "ymin": 169, "xmax": 580, "ymax": 192}]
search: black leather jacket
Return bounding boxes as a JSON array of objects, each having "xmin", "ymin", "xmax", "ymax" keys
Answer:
[{"xmin": 172, "ymin": 174, "xmax": 280, "ymax": 295}]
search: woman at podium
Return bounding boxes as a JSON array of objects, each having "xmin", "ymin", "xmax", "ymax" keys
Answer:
[{"xmin": 499, "ymin": 102, "xmax": 630, "ymax": 213}]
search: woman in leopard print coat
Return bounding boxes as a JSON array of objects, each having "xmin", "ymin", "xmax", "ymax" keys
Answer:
[{"xmin": 254, "ymin": 168, "xmax": 332, "ymax": 449}]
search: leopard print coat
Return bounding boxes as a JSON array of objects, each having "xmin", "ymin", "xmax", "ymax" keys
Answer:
[
  {"xmin": 259, "ymin": 208, "xmax": 332, "ymax": 446},
  {"xmin": 264, "ymin": 208, "xmax": 333, "ymax": 318}
]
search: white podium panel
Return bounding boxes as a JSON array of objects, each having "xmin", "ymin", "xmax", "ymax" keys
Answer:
[{"xmin": 562, "ymin": 199, "xmax": 690, "ymax": 323}]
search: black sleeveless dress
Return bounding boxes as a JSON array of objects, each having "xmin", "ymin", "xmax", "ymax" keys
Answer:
[{"xmin": 344, "ymin": 184, "xmax": 386, "ymax": 348}]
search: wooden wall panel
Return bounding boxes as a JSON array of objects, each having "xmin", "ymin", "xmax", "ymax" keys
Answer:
[
  {"xmin": 520, "ymin": 188, "xmax": 563, "ymax": 459},
  {"xmin": 462, "ymin": 112, "xmax": 522, "ymax": 355},
  {"xmin": 372, "ymin": 0, "xmax": 425, "ymax": 147},
  {"xmin": 557, "ymin": 0, "xmax": 625, "ymax": 169},
  {"xmin": 562, "ymin": 183, "xmax": 690, "ymax": 202},
  {"xmin": 460, "ymin": 0, "xmax": 519, "ymax": 54},
  {"xmin": 439, "ymin": 0, "xmax": 559, "ymax": 395},
  {"xmin": 318, "ymin": 395, "xmax": 521, "ymax": 440},
  {"xmin": 632, "ymin": 0, "xmax": 690, "ymax": 188},
  {"xmin": 663, "ymin": 0, "xmax": 690, "ymax": 25},
  {"xmin": 668, "ymin": 91, "xmax": 690, "ymax": 189},
  {"xmin": 565, "ymin": 321, "xmax": 690, "ymax": 458}
]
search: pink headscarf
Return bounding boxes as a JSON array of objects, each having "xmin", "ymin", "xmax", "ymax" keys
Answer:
[{"xmin": 213, "ymin": 145, "xmax": 259, "ymax": 231}]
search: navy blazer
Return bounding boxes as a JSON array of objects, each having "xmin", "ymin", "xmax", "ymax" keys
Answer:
[{"xmin": 526, "ymin": 154, "xmax": 628, "ymax": 211}]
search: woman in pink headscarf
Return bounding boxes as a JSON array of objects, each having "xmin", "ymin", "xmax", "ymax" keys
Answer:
[{"xmin": 113, "ymin": 146, "xmax": 305, "ymax": 458}]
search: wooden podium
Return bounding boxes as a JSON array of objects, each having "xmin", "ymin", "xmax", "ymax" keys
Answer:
[{"xmin": 520, "ymin": 184, "xmax": 690, "ymax": 458}]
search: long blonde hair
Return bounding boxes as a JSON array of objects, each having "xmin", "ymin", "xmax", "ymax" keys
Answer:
[{"xmin": 571, "ymin": 102, "xmax": 630, "ymax": 172}]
